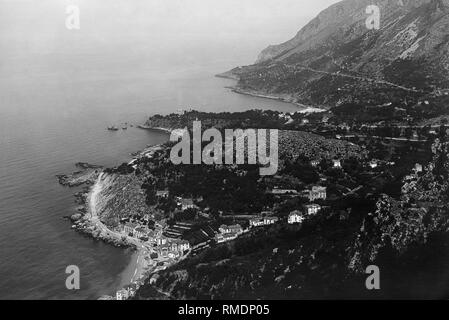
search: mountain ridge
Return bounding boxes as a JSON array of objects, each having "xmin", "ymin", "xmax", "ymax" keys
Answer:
[{"xmin": 227, "ymin": 0, "xmax": 449, "ymax": 108}]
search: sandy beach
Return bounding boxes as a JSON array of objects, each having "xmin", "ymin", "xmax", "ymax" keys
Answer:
[
  {"xmin": 229, "ymin": 87, "xmax": 327, "ymax": 113},
  {"xmin": 118, "ymin": 247, "xmax": 150, "ymax": 287},
  {"xmin": 86, "ymin": 173, "xmax": 152, "ymax": 295},
  {"xmin": 139, "ymin": 126, "xmax": 186, "ymax": 139},
  {"xmin": 85, "ymin": 145, "xmax": 186, "ymax": 299}
]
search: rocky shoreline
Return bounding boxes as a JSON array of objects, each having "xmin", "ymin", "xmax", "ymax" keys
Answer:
[
  {"xmin": 58, "ymin": 167, "xmax": 145, "ymax": 300},
  {"xmin": 57, "ymin": 142, "xmax": 183, "ymax": 300},
  {"xmin": 59, "ymin": 166, "xmax": 134, "ymax": 248},
  {"xmin": 57, "ymin": 144, "xmax": 168, "ymax": 245},
  {"xmin": 216, "ymin": 70, "xmax": 327, "ymax": 113},
  {"xmin": 228, "ymin": 86, "xmax": 326, "ymax": 113},
  {"xmin": 57, "ymin": 162, "xmax": 103, "ymax": 187}
]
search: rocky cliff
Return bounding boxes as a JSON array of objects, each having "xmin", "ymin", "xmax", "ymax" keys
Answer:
[{"xmin": 229, "ymin": 0, "xmax": 449, "ymax": 107}]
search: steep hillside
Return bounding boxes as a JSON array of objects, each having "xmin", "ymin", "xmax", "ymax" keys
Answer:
[
  {"xmin": 227, "ymin": 0, "xmax": 449, "ymax": 108},
  {"xmin": 135, "ymin": 139, "xmax": 449, "ymax": 299}
]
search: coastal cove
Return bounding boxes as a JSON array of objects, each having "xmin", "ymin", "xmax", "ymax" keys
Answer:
[
  {"xmin": 3, "ymin": 0, "xmax": 449, "ymax": 302},
  {"xmin": 60, "ymin": 97, "xmax": 309, "ymax": 299},
  {"xmin": 0, "ymin": 52, "xmax": 303, "ymax": 299}
]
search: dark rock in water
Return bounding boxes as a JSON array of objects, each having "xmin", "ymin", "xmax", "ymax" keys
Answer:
[
  {"xmin": 70, "ymin": 214, "xmax": 83, "ymax": 222},
  {"xmin": 76, "ymin": 206, "xmax": 87, "ymax": 214},
  {"xmin": 75, "ymin": 162, "xmax": 103, "ymax": 170},
  {"xmin": 56, "ymin": 163, "xmax": 103, "ymax": 187},
  {"xmin": 74, "ymin": 192, "xmax": 87, "ymax": 205}
]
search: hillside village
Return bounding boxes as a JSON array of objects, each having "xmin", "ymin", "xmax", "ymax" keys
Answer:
[{"xmin": 88, "ymin": 106, "xmax": 449, "ymax": 299}]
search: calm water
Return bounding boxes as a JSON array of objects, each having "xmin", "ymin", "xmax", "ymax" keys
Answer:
[
  {"xmin": 0, "ymin": 49, "xmax": 299, "ymax": 299},
  {"xmin": 0, "ymin": 0, "xmax": 303, "ymax": 300}
]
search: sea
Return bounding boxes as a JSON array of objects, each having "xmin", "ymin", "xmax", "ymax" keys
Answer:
[{"xmin": 0, "ymin": 28, "xmax": 300, "ymax": 299}]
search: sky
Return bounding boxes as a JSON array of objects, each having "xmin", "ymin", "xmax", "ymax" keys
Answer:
[{"xmin": 0, "ymin": 0, "xmax": 341, "ymax": 70}]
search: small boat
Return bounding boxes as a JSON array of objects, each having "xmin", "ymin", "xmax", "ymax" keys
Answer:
[
  {"xmin": 122, "ymin": 126, "xmax": 128, "ymax": 130},
  {"xmin": 107, "ymin": 126, "xmax": 119, "ymax": 131}
]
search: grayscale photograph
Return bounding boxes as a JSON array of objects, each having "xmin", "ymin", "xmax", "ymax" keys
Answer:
[{"xmin": 1, "ymin": 0, "xmax": 449, "ymax": 305}]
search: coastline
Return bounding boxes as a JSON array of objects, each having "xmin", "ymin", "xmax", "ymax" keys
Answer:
[
  {"xmin": 216, "ymin": 70, "xmax": 326, "ymax": 113},
  {"xmin": 86, "ymin": 173, "xmax": 149, "ymax": 286},
  {"xmin": 66, "ymin": 77, "xmax": 325, "ymax": 299},
  {"xmin": 216, "ymin": 70, "xmax": 327, "ymax": 113},
  {"xmin": 138, "ymin": 125, "xmax": 186, "ymax": 138},
  {"xmin": 78, "ymin": 143, "xmax": 186, "ymax": 300},
  {"xmin": 138, "ymin": 125, "xmax": 172, "ymax": 134},
  {"xmin": 228, "ymin": 86, "xmax": 326, "ymax": 113},
  {"xmin": 81, "ymin": 172, "xmax": 154, "ymax": 299}
]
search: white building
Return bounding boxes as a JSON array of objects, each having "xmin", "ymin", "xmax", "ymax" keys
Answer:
[
  {"xmin": 288, "ymin": 211, "xmax": 305, "ymax": 224},
  {"xmin": 249, "ymin": 218, "xmax": 265, "ymax": 227},
  {"xmin": 310, "ymin": 159, "xmax": 320, "ymax": 167},
  {"xmin": 156, "ymin": 236, "xmax": 168, "ymax": 246},
  {"xmin": 134, "ymin": 226, "xmax": 149, "ymax": 239},
  {"xmin": 116, "ymin": 289, "xmax": 129, "ymax": 300},
  {"xmin": 263, "ymin": 216, "xmax": 279, "ymax": 225},
  {"xmin": 215, "ymin": 232, "xmax": 238, "ymax": 244},
  {"xmin": 414, "ymin": 163, "xmax": 423, "ymax": 173},
  {"xmin": 249, "ymin": 216, "xmax": 279, "ymax": 228},
  {"xmin": 157, "ymin": 243, "xmax": 172, "ymax": 258},
  {"xmin": 178, "ymin": 198, "xmax": 198, "ymax": 211},
  {"xmin": 333, "ymin": 159, "xmax": 342, "ymax": 169},
  {"xmin": 156, "ymin": 190, "xmax": 169, "ymax": 198},
  {"xmin": 304, "ymin": 204, "xmax": 321, "ymax": 215},
  {"xmin": 271, "ymin": 188, "xmax": 298, "ymax": 196},
  {"xmin": 369, "ymin": 160, "xmax": 378, "ymax": 169},
  {"xmin": 170, "ymin": 239, "xmax": 190, "ymax": 253},
  {"xmin": 219, "ymin": 224, "xmax": 243, "ymax": 235},
  {"xmin": 122, "ymin": 223, "xmax": 138, "ymax": 236}
]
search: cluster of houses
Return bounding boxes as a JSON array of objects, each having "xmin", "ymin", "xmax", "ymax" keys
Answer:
[
  {"xmin": 214, "ymin": 211, "xmax": 283, "ymax": 245},
  {"xmin": 288, "ymin": 204, "xmax": 322, "ymax": 225},
  {"xmin": 120, "ymin": 214, "xmax": 193, "ymax": 259},
  {"xmin": 214, "ymin": 198, "xmax": 327, "ymax": 245},
  {"xmin": 156, "ymin": 190, "xmax": 200, "ymax": 211},
  {"xmin": 286, "ymin": 186, "xmax": 327, "ymax": 224},
  {"xmin": 304, "ymin": 186, "xmax": 327, "ymax": 201},
  {"xmin": 122, "ymin": 222, "xmax": 154, "ymax": 240},
  {"xmin": 156, "ymin": 238, "xmax": 190, "ymax": 258},
  {"xmin": 214, "ymin": 204, "xmax": 325, "ymax": 245},
  {"xmin": 268, "ymin": 184, "xmax": 327, "ymax": 226},
  {"xmin": 116, "ymin": 283, "xmax": 139, "ymax": 300},
  {"xmin": 310, "ymin": 158, "xmax": 341, "ymax": 168},
  {"xmin": 288, "ymin": 211, "xmax": 304, "ymax": 224},
  {"xmin": 176, "ymin": 198, "xmax": 198, "ymax": 211}
]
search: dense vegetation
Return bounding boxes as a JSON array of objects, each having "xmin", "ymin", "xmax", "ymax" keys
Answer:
[{"xmin": 134, "ymin": 137, "xmax": 449, "ymax": 299}]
